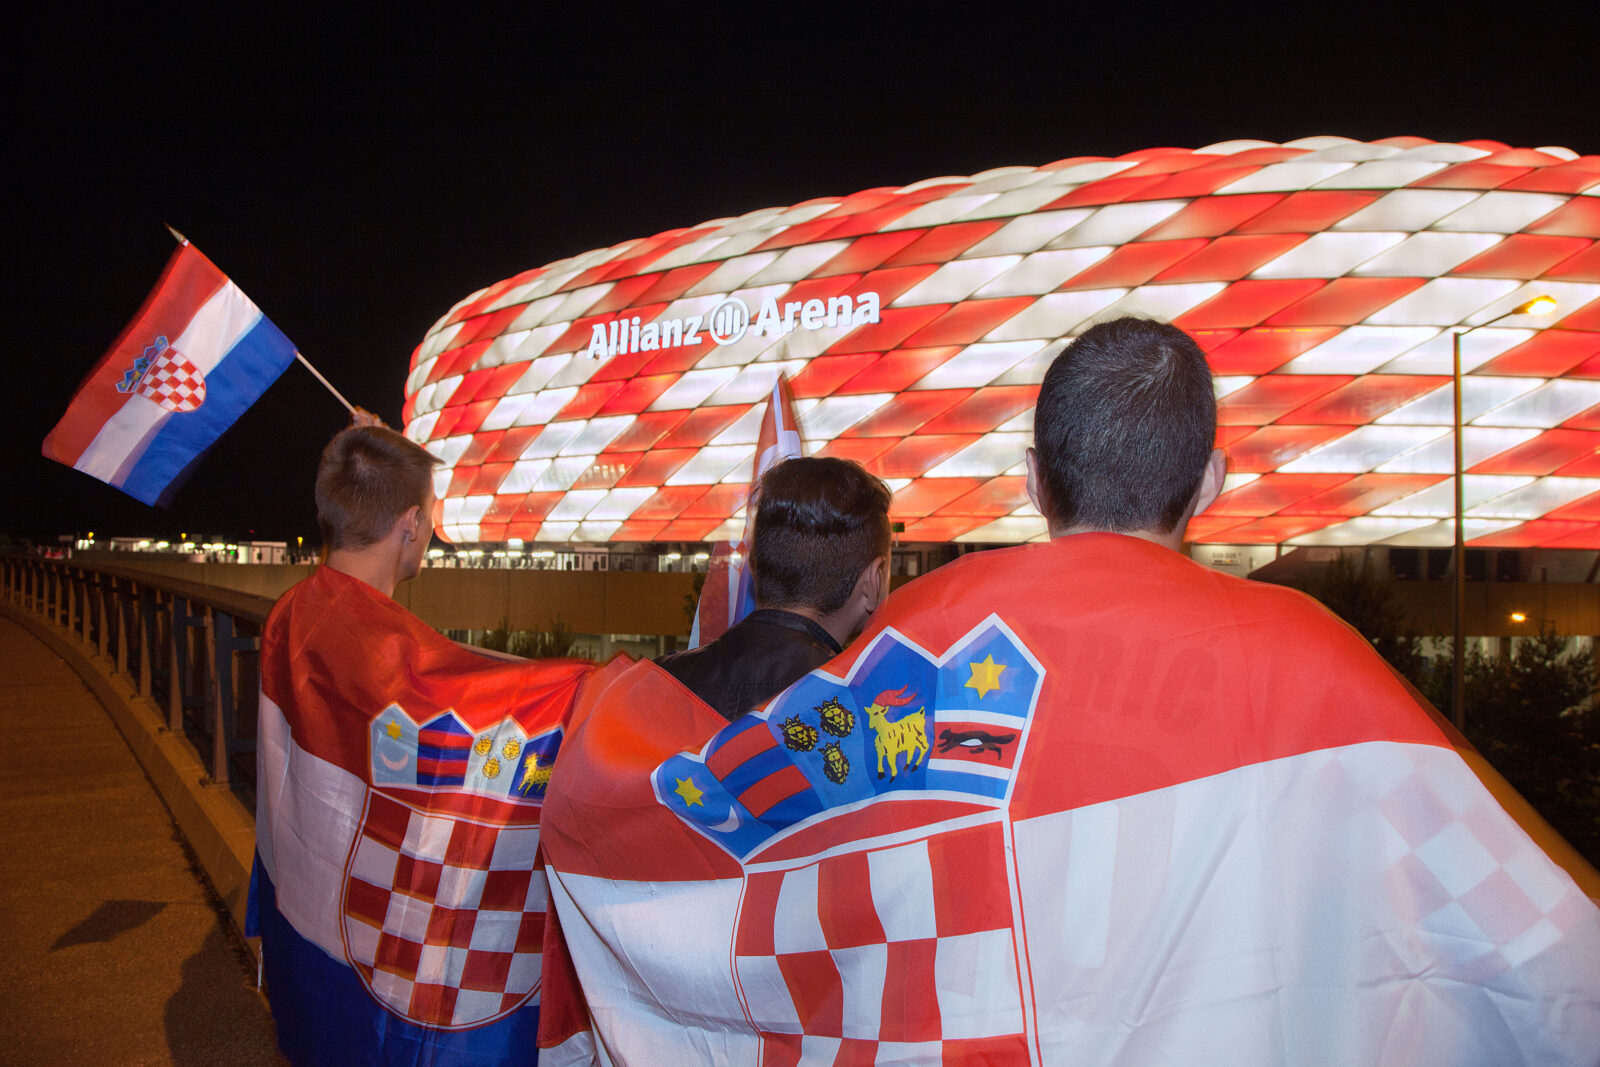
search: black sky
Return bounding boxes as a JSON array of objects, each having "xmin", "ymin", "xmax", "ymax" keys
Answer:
[{"xmin": 5, "ymin": 3, "xmax": 1593, "ymax": 544}]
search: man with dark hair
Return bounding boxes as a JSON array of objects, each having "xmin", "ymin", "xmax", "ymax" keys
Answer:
[
  {"xmin": 253, "ymin": 424, "xmax": 591, "ymax": 1065},
  {"xmin": 540, "ymin": 316, "xmax": 1599, "ymax": 1064},
  {"xmin": 657, "ymin": 456, "xmax": 893, "ymax": 720}
]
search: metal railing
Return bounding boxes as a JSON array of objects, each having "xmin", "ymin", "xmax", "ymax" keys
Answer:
[{"xmin": 2, "ymin": 553, "xmax": 273, "ymax": 803}]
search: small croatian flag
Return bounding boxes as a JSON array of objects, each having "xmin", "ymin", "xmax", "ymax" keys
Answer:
[{"xmin": 42, "ymin": 239, "xmax": 298, "ymax": 505}]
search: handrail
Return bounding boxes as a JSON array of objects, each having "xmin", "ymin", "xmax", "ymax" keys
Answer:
[{"xmin": 1, "ymin": 553, "xmax": 270, "ymax": 801}]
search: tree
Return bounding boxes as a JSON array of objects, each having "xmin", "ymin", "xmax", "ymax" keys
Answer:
[
  {"xmin": 1453, "ymin": 629, "xmax": 1600, "ymax": 867},
  {"xmin": 1307, "ymin": 553, "xmax": 1430, "ymax": 688}
]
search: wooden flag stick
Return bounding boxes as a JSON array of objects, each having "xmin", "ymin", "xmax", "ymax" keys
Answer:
[{"xmin": 295, "ymin": 352, "xmax": 357, "ymax": 414}]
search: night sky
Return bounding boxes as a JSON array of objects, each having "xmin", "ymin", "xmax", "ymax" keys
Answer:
[{"xmin": 6, "ymin": 4, "xmax": 1592, "ymax": 545}]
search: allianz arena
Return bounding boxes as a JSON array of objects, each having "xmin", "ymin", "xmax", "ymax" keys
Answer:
[{"xmin": 402, "ymin": 136, "xmax": 1600, "ymax": 554}]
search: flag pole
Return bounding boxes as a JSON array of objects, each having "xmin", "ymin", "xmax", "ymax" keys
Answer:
[
  {"xmin": 164, "ymin": 224, "xmax": 356, "ymax": 415},
  {"xmin": 294, "ymin": 352, "xmax": 357, "ymax": 414}
]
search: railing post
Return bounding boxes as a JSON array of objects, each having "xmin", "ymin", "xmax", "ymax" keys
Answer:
[
  {"xmin": 113, "ymin": 577, "xmax": 129, "ymax": 676},
  {"xmin": 168, "ymin": 596, "xmax": 187, "ymax": 732},
  {"xmin": 138, "ymin": 586, "xmax": 156, "ymax": 699},
  {"xmin": 96, "ymin": 576, "xmax": 110, "ymax": 659}
]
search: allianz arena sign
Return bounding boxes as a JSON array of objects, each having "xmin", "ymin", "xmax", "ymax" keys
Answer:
[{"xmin": 403, "ymin": 136, "xmax": 1600, "ymax": 548}]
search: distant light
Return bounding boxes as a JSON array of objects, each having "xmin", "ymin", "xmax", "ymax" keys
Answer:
[
  {"xmin": 507, "ymin": 537, "xmax": 524, "ymax": 548},
  {"xmin": 427, "ymin": 548, "xmax": 445, "ymax": 558},
  {"xmin": 693, "ymin": 552, "xmax": 709, "ymax": 562},
  {"xmin": 1514, "ymin": 295, "xmax": 1557, "ymax": 317},
  {"xmin": 1510, "ymin": 611, "xmax": 1527, "ymax": 623},
  {"xmin": 663, "ymin": 553, "xmax": 681, "ymax": 562}
]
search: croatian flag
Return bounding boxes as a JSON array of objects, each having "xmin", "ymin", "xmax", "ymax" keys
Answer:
[
  {"xmin": 42, "ymin": 239, "xmax": 298, "ymax": 505},
  {"xmin": 542, "ymin": 534, "xmax": 1600, "ymax": 1065},
  {"xmin": 252, "ymin": 564, "xmax": 593, "ymax": 1065},
  {"xmin": 689, "ymin": 372, "xmax": 803, "ymax": 648}
]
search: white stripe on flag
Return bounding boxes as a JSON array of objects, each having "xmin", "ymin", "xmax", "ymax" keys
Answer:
[
  {"xmin": 75, "ymin": 282, "xmax": 264, "ymax": 481},
  {"xmin": 547, "ymin": 869, "xmax": 759, "ymax": 1062},
  {"xmin": 256, "ymin": 691, "xmax": 368, "ymax": 958}
]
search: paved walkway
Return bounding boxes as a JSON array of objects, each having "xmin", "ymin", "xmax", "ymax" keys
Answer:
[{"xmin": 0, "ymin": 616, "xmax": 283, "ymax": 1066}]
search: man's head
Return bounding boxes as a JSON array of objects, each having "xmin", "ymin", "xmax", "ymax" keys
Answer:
[
  {"xmin": 1028, "ymin": 316, "xmax": 1222, "ymax": 540},
  {"xmin": 750, "ymin": 457, "xmax": 893, "ymax": 635},
  {"xmin": 315, "ymin": 426, "xmax": 439, "ymax": 577}
]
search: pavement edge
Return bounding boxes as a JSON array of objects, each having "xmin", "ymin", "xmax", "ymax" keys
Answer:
[{"xmin": 0, "ymin": 601, "xmax": 258, "ymax": 956}]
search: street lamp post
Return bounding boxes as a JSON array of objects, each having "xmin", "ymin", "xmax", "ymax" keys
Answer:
[{"xmin": 1451, "ymin": 295, "xmax": 1556, "ymax": 731}]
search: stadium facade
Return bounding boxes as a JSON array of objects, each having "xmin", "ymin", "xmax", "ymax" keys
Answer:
[{"xmin": 402, "ymin": 136, "xmax": 1600, "ymax": 576}]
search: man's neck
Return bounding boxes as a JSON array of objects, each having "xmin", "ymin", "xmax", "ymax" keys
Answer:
[
  {"xmin": 759, "ymin": 603, "xmax": 850, "ymax": 651},
  {"xmin": 1048, "ymin": 523, "xmax": 1186, "ymax": 552},
  {"xmin": 324, "ymin": 547, "xmax": 402, "ymax": 599}
]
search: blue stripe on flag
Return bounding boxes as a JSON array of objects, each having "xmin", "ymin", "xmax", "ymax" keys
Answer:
[
  {"xmin": 255, "ymin": 863, "xmax": 541, "ymax": 1066},
  {"xmin": 118, "ymin": 315, "xmax": 297, "ymax": 505}
]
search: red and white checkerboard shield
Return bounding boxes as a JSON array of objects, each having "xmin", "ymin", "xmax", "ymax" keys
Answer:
[
  {"xmin": 339, "ymin": 790, "xmax": 546, "ymax": 1028},
  {"xmin": 136, "ymin": 345, "xmax": 206, "ymax": 412},
  {"xmin": 733, "ymin": 817, "xmax": 1031, "ymax": 1062}
]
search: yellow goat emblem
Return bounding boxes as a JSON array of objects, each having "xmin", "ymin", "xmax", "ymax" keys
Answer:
[{"xmin": 866, "ymin": 686, "xmax": 928, "ymax": 780}]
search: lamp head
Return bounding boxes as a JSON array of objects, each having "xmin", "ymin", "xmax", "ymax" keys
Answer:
[{"xmin": 1513, "ymin": 295, "xmax": 1557, "ymax": 317}]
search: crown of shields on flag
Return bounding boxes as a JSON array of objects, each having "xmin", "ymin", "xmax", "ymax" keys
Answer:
[
  {"xmin": 337, "ymin": 708, "xmax": 562, "ymax": 1029},
  {"xmin": 120, "ymin": 337, "xmax": 207, "ymax": 413},
  {"xmin": 654, "ymin": 619, "xmax": 1046, "ymax": 1054}
]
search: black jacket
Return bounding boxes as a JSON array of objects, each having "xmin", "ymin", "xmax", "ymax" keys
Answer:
[{"xmin": 656, "ymin": 609, "xmax": 842, "ymax": 722}]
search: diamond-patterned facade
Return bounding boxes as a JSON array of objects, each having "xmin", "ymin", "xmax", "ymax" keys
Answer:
[{"xmin": 403, "ymin": 137, "xmax": 1600, "ymax": 548}]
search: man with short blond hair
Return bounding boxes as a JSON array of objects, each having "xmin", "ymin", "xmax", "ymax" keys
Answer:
[{"xmin": 253, "ymin": 424, "xmax": 591, "ymax": 1065}]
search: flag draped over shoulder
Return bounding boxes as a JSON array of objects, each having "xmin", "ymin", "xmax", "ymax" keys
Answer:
[
  {"xmin": 689, "ymin": 373, "xmax": 802, "ymax": 648},
  {"xmin": 42, "ymin": 239, "xmax": 298, "ymax": 505},
  {"xmin": 541, "ymin": 533, "xmax": 1600, "ymax": 1066},
  {"xmin": 252, "ymin": 565, "xmax": 592, "ymax": 1066}
]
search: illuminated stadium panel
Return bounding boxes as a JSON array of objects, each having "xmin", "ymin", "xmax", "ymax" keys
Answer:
[{"xmin": 402, "ymin": 136, "xmax": 1600, "ymax": 548}]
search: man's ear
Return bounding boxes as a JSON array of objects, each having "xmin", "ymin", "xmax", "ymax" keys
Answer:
[
  {"xmin": 1191, "ymin": 448, "xmax": 1227, "ymax": 517},
  {"xmin": 398, "ymin": 504, "xmax": 423, "ymax": 543},
  {"xmin": 1024, "ymin": 447, "xmax": 1045, "ymax": 514},
  {"xmin": 855, "ymin": 554, "xmax": 888, "ymax": 614}
]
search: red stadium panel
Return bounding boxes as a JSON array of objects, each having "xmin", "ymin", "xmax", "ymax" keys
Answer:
[
  {"xmin": 608, "ymin": 411, "xmax": 689, "ymax": 452},
  {"xmin": 615, "ymin": 449, "xmax": 697, "ymax": 488},
  {"xmin": 869, "ymin": 435, "xmax": 981, "ymax": 479},
  {"xmin": 1469, "ymin": 429, "xmax": 1600, "ymax": 475},
  {"xmin": 1546, "ymin": 489, "xmax": 1600, "ymax": 521},
  {"xmin": 406, "ymin": 138, "xmax": 1600, "ymax": 549},
  {"xmin": 902, "ymin": 298, "xmax": 1035, "ymax": 347},
  {"xmin": 919, "ymin": 388, "xmax": 1037, "ymax": 435},
  {"xmin": 1218, "ymin": 377, "xmax": 1350, "ymax": 425},
  {"xmin": 813, "ymin": 231, "xmax": 926, "ymax": 276},
  {"xmin": 1154, "ymin": 234, "xmax": 1308, "ymax": 283},
  {"xmin": 1183, "ymin": 515, "xmax": 1251, "ymax": 542},
  {"xmin": 655, "ymin": 408, "xmax": 748, "ymax": 449},
  {"xmin": 1205, "ymin": 326, "xmax": 1342, "ymax": 375},
  {"xmin": 629, "ymin": 486, "xmax": 711, "ymax": 521},
  {"xmin": 1279, "ymin": 375, "xmax": 1445, "ymax": 423},
  {"xmin": 1199, "ymin": 515, "xmax": 1339, "ymax": 543},
  {"xmin": 883, "ymin": 222, "xmax": 1006, "ymax": 267},
  {"xmin": 1061, "ymin": 240, "xmax": 1208, "ymax": 290},
  {"xmin": 1290, "ymin": 474, "xmax": 1446, "ymax": 515},
  {"xmin": 837, "ymin": 347, "xmax": 960, "ymax": 394},
  {"xmin": 1473, "ymin": 519, "xmax": 1600, "ymax": 547},
  {"xmin": 1265, "ymin": 277, "xmax": 1424, "ymax": 326},
  {"xmin": 595, "ymin": 374, "xmax": 678, "ymax": 415},
  {"xmin": 1544, "ymin": 241, "xmax": 1600, "ymax": 282},
  {"xmin": 1175, "ymin": 279, "xmax": 1325, "ymax": 330},
  {"xmin": 1477, "ymin": 329, "xmax": 1600, "ymax": 377},
  {"xmin": 889, "ymin": 478, "xmax": 984, "ymax": 519},
  {"xmin": 1450, "ymin": 235, "xmax": 1591, "ymax": 279},
  {"xmin": 1203, "ymin": 473, "xmax": 1354, "ymax": 516},
  {"xmin": 1143, "ymin": 194, "xmax": 1283, "ymax": 240},
  {"xmin": 899, "ymin": 516, "xmax": 990, "ymax": 540},
  {"xmin": 1223, "ymin": 425, "xmax": 1353, "ymax": 472},
  {"xmin": 1233, "ymin": 191, "xmax": 1379, "ymax": 234},
  {"xmin": 937, "ymin": 476, "xmax": 1028, "ymax": 518},
  {"xmin": 790, "ymin": 353, "xmax": 884, "ymax": 397},
  {"xmin": 841, "ymin": 391, "xmax": 970, "ymax": 438}
]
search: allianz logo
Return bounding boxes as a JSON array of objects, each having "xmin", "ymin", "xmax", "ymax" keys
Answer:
[{"xmin": 585, "ymin": 291, "xmax": 881, "ymax": 359}]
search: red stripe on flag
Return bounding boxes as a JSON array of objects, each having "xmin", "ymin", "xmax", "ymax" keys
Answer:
[
  {"xmin": 818, "ymin": 851, "xmax": 886, "ymax": 949},
  {"xmin": 878, "ymin": 939, "xmax": 940, "ymax": 1042},
  {"xmin": 775, "ymin": 950, "xmax": 843, "ymax": 1034},
  {"xmin": 705, "ymin": 722, "xmax": 779, "ymax": 779},
  {"xmin": 738, "ymin": 764, "xmax": 812, "ymax": 819},
  {"xmin": 43, "ymin": 242, "xmax": 228, "ymax": 465}
]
